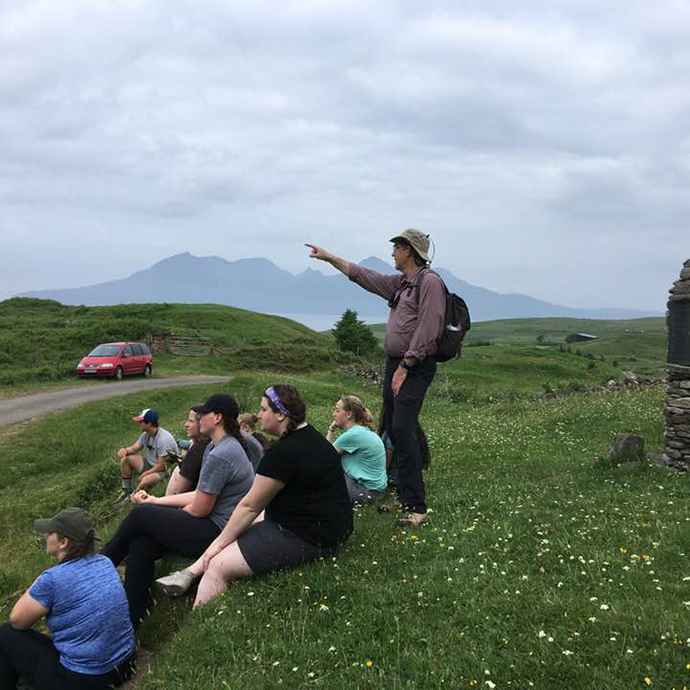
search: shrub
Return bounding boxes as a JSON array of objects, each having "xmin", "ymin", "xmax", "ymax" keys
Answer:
[{"xmin": 331, "ymin": 309, "xmax": 378, "ymax": 356}]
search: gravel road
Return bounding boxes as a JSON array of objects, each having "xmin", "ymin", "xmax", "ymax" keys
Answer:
[{"xmin": 0, "ymin": 376, "xmax": 231, "ymax": 430}]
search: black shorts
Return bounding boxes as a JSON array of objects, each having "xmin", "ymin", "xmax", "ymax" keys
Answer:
[{"xmin": 237, "ymin": 518, "xmax": 337, "ymax": 574}]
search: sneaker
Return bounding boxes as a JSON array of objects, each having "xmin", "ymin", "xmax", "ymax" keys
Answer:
[
  {"xmin": 155, "ymin": 570, "xmax": 195, "ymax": 597},
  {"xmin": 112, "ymin": 490, "xmax": 131, "ymax": 507},
  {"xmin": 396, "ymin": 511, "xmax": 427, "ymax": 527},
  {"xmin": 376, "ymin": 500, "xmax": 402, "ymax": 514}
]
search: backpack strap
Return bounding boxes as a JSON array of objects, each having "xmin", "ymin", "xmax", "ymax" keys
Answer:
[{"xmin": 414, "ymin": 268, "xmax": 449, "ymax": 301}]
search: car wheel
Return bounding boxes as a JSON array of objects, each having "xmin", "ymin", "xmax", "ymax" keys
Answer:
[
  {"xmin": 115, "ymin": 366, "xmax": 123, "ymax": 381},
  {"xmin": 144, "ymin": 364, "xmax": 152, "ymax": 378}
]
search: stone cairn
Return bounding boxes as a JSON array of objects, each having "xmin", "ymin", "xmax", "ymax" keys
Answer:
[{"xmin": 663, "ymin": 259, "xmax": 690, "ymax": 469}]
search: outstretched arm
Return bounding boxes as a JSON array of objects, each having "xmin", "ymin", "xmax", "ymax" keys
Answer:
[{"xmin": 306, "ymin": 244, "xmax": 352, "ymax": 276}]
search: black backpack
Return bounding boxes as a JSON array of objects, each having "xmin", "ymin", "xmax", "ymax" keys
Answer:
[{"xmin": 420, "ymin": 270, "xmax": 471, "ymax": 362}]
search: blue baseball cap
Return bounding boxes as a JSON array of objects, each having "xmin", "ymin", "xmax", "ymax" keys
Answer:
[{"xmin": 132, "ymin": 408, "xmax": 159, "ymax": 424}]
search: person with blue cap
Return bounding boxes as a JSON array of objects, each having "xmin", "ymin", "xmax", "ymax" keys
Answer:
[{"xmin": 114, "ymin": 407, "xmax": 178, "ymax": 506}]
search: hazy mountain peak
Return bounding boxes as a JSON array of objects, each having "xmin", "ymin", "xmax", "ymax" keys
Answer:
[
  {"xmin": 359, "ymin": 256, "xmax": 394, "ymax": 273},
  {"xmin": 14, "ymin": 252, "xmax": 661, "ymax": 321}
]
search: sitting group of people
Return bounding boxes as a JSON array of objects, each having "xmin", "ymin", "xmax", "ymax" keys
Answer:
[{"xmin": 1, "ymin": 383, "xmax": 419, "ymax": 689}]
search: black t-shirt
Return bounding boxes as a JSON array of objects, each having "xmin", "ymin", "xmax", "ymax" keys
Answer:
[
  {"xmin": 258, "ymin": 424, "xmax": 353, "ymax": 548},
  {"xmin": 178, "ymin": 438, "xmax": 212, "ymax": 486}
]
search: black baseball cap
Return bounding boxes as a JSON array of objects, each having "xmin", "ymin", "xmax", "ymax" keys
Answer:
[
  {"xmin": 34, "ymin": 507, "xmax": 97, "ymax": 543},
  {"xmin": 192, "ymin": 394, "xmax": 239, "ymax": 420}
]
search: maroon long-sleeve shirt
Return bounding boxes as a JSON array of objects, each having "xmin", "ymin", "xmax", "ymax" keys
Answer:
[{"xmin": 348, "ymin": 264, "xmax": 445, "ymax": 361}]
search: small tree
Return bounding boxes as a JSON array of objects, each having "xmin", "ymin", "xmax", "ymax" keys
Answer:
[{"xmin": 332, "ymin": 309, "xmax": 377, "ymax": 356}]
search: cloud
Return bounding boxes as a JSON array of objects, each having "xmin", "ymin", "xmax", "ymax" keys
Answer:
[{"xmin": 0, "ymin": 0, "xmax": 687, "ymax": 310}]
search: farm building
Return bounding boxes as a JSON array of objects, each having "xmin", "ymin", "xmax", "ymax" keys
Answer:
[{"xmin": 565, "ymin": 333, "xmax": 599, "ymax": 343}]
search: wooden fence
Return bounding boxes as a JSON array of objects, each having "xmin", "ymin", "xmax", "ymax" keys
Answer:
[
  {"xmin": 166, "ymin": 336, "xmax": 213, "ymax": 356},
  {"xmin": 146, "ymin": 335, "xmax": 213, "ymax": 357}
]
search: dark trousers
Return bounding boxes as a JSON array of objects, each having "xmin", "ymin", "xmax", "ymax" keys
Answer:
[
  {"xmin": 0, "ymin": 624, "xmax": 134, "ymax": 690},
  {"xmin": 382, "ymin": 355, "xmax": 436, "ymax": 514},
  {"xmin": 100, "ymin": 504, "xmax": 220, "ymax": 626}
]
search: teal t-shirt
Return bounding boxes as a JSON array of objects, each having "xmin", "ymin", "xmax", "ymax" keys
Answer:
[{"xmin": 334, "ymin": 425, "xmax": 387, "ymax": 491}]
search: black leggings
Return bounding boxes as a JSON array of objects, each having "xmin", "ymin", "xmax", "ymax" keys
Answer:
[
  {"xmin": 0, "ymin": 624, "xmax": 134, "ymax": 690},
  {"xmin": 100, "ymin": 504, "xmax": 220, "ymax": 626}
]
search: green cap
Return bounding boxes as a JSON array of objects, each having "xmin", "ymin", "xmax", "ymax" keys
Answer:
[{"xmin": 34, "ymin": 507, "xmax": 96, "ymax": 544}]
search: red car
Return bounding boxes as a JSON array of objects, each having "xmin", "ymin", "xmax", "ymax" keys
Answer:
[{"xmin": 76, "ymin": 342, "xmax": 153, "ymax": 380}]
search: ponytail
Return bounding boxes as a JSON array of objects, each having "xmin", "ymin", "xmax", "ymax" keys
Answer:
[{"xmin": 340, "ymin": 395, "xmax": 376, "ymax": 431}]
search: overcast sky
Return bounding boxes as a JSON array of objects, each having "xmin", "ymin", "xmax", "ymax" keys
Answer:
[{"xmin": 1, "ymin": 0, "xmax": 688, "ymax": 311}]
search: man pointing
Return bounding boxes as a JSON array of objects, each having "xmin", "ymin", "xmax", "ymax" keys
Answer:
[{"xmin": 307, "ymin": 229, "xmax": 445, "ymax": 526}]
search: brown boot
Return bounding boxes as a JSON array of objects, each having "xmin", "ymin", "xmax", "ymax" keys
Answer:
[
  {"xmin": 396, "ymin": 511, "xmax": 427, "ymax": 527},
  {"xmin": 377, "ymin": 499, "xmax": 402, "ymax": 514}
]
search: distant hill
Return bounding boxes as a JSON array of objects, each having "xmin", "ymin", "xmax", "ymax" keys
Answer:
[
  {"xmin": 17, "ymin": 252, "xmax": 659, "ymax": 321},
  {"xmin": 0, "ymin": 298, "xmax": 338, "ymax": 387}
]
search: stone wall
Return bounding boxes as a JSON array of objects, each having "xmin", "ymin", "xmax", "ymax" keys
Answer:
[{"xmin": 663, "ymin": 259, "xmax": 690, "ymax": 469}]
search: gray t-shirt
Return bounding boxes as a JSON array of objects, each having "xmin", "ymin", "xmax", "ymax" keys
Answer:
[
  {"xmin": 241, "ymin": 430, "xmax": 264, "ymax": 470},
  {"xmin": 197, "ymin": 434, "xmax": 255, "ymax": 530},
  {"xmin": 137, "ymin": 428, "xmax": 178, "ymax": 468}
]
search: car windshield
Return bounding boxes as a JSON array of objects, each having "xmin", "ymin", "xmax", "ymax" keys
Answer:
[{"xmin": 88, "ymin": 344, "xmax": 121, "ymax": 357}]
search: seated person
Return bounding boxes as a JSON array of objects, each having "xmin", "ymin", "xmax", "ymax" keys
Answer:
[
  {"xmin": 240, "ymin": 426, "xmax": 265, "ymax": 471},
  {"xmin": 0, "ymin": 508, "xmax": 135, "ymax": 690},
  {"xmin": 239, "ymin": 412, "xmax": 269, "ymax": 451},
  {"xmin": 101, "ymin": 394, "xmax": 254, "ymax": 627},
  {"xmin": 114, "ymin": 407, "xmax": 178, "ymax": 506},
  {"xmin": 167, "ymin": 408, "xmax": 263, "ymax": 495},
  {"xmin": 166, "ymin": 406, "xmax": 212, "ymax": 496},
  {"xmin": 155, "ymin": 384, "xmax": 353, "ymax": 608},
  {"xmin": 327, "ymin": 395, "xmax": 387, "ymax": 504}
]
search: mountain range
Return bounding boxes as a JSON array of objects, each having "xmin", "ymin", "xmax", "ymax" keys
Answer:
[{"xmin": 16, "ymin": 252, "xmax": 659, "ymax": 323}]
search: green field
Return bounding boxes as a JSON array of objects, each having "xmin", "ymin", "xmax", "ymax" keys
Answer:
[
  {"xmin": 371, "ymin": 316, "xmax": 667, "ymax": 379},
  {"xmin": 0, "ymin": 298, "xmax": 343, "ymax": 394},
  {"xmin": 1, "ymin": 303, "xmax": 683, "ymax": 689}
]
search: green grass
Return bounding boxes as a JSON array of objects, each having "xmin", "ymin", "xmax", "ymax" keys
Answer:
[
  {"xmin": 430, "ymin": 343, "xmax": 624, "ymax": 403},
  {"xmin": 3, "ymin": 360, "xmax": 689, "ymax": 689},
  {"xmin": 371, "ymin": 316, "xmax": 667, "ymax": 378},
  {"xmin": 0, "ymin": 298, "xmax": 348, "ymax": 393}
]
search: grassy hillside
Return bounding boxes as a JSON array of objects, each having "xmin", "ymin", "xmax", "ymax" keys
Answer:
[
  {"xmin": 0, "ymin": 366, "xmax": 681, "ymax": 689},
  {"xmin": 0, "ymin": 301, "xmax": 665, "ymax": 402},
  {"xmin": 431, "ymin": 343, "xmax": 624, "ymax": 402},
  {"xmin": 371, "ymin": 316, "xmax": 667, "ymax": 378},
  {"xmin": 0, "ymin": 298, "xmax": 343, "ymax": 389}
]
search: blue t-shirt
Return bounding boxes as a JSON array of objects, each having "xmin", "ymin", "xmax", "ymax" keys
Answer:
[
  {"xmin": 334, "ymin": 425, "xmax": 387, "ymax": 491},
  {"xmin": 29, "ymin": 554, "xmax": 135, "ymax": 675}
]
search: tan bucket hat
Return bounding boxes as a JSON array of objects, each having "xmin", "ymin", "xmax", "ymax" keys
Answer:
[{"xmin": 389, "ymin": 228, "xmax": 431, "ymax": 263}]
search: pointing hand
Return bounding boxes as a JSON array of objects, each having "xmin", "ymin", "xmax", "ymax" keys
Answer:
[{"xmin": 305, "ymin": 244, "xmax": 331, "ymax": 261}]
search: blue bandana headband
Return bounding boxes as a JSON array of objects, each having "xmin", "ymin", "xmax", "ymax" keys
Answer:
[{"xmin": 265, "ymin": 386, "xmax": 291, "ymax": 418}]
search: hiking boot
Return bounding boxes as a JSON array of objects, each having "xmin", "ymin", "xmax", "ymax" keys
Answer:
[
  {"xmin": 155, "ymin": 570, "xmax": 195, "ymax": 597},
  {"xmin": 376, "ymin": 500, "xmax": 402, "ymax": 514},
  {"xmin": 396, "ymin": 511, "xmax": 427, "ymax": 527},
  {"xmin": 112, "ymin": 490, "xmax": 131, "ymax": 508}
]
